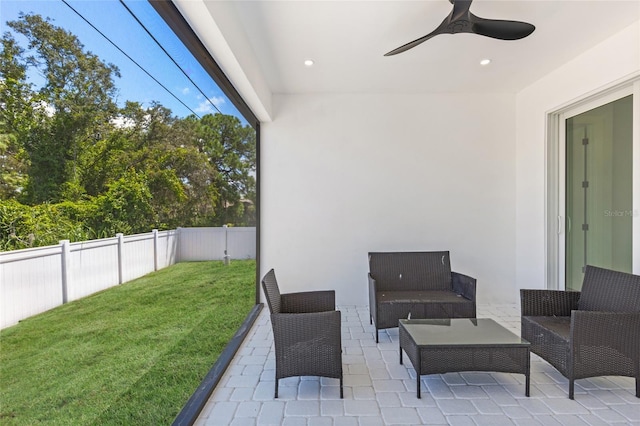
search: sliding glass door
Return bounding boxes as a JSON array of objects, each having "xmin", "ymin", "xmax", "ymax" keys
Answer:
[{"xmin": 563, "ymin": 95, "xmax": 633, "ymax": 290}]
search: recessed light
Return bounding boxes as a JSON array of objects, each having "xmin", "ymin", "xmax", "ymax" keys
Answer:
[
  {"xmin": 304, "ymin": 59, "xmax": 314, "ymax": 67},
  {"xmin": 480, "ymin": 59, "xmax": 491, "ymax": 66}
]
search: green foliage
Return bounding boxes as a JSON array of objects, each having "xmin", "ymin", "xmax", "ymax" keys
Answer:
[
  {"xmin": 192, "ymin": 113, "xmax": 257, "ymax": 226},
  {"xmin": 0, "ymin": 13, "xmax": 256, "ymax": 247},
  {"xmin": 90, "ymin": 170, "xmax": 155, "ymax": 236},
  {"xmin": 6, "ymin": 14, "xmax": 119, "ymax": 204},
  {"xmin": 0, "ymin": 171, "xmax": 158, "ymax": 248},
  {"xmin": 0, "ymin": 260, "xmax": 256, "ymax": 425},
  {"xmin": 0, "ymin": 134, "xmax": 29, "ymax": 199},
  {"xmin": 0, "ymin": 199, "xmax": 93, "ymax": 250},
  {"xmin": 0, "ymin": 35, "xmax": 33, "ymax": 198}
]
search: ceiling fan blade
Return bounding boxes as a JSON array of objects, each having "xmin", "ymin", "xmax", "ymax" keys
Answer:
[
  {"xmin": 384, "ymin": 33, "xmax": 439, "ymax": 56},
  {"xmin": 470, "ymin": 14, "xmax": 535, "ymax": 40},
  {"xmin": 384, "ymin": 20, "xmax": 447, "ymax": 56}
]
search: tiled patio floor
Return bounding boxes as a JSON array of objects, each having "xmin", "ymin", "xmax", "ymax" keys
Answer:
[{"xmin": 195, "ymin": 305, "xmax": 639, "ymax": 425}]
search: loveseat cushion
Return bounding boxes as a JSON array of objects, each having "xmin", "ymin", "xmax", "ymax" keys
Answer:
[
  {"xmin": 375, "ymin": 290, "xmax": 475, "ymax": 328},
  {"xmin": 378, "ymin": 290, "xmax": 470, "ymax": 305},
  {"xmin": 522, "ymin": 316, "xmax": 571, "ymax": 342}
]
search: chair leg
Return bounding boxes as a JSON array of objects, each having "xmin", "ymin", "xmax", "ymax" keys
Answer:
[
  {"xmin": 340, "ymin": 376, "xmax": 344, "ymax": 399},
  {"xmin": 569, "ymin": 380, "xmax": 574, "ymax": 399},
  {"xmin": 636, "ymin": 377, "xmax": 639, "ymax": 398},
  {"xmin": 376, "ymin": 329, "xmax": 379, "ymax": 343},
  {"xmin": 275, "ymin": 378, "xmax": 279, "ymax": 398}
]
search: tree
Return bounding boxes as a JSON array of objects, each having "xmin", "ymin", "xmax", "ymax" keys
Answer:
[
  {"xmin": 91, "ymin": 170, "xmax": 155, "ymax": 236},
  {"xmin": 192, "ymin": 113, "xmax": 256, "ymax": 225},
  {"xmin": 0, "ymin": 34, "xmax": 33, "ymax": 198},
  {"xmin": 5, "ymin": 14, "xmax": 120, "ymax": 203},
  {"xmin": 78, "ymin": 102, "xmax": 220, "ymax": 229},
  {"xmin": 1, "ymin": 13, "xmax": 257, "ymax": 247},
  {"xmin": 0, "ymin": 134, "xmax": 30, "ymax": 200},
  {"xmin": 0, "ymin": 199, "xmax": 93, "ymax": 250}
]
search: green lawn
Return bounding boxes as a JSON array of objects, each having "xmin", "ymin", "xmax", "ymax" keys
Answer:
[{"xmin": 0, "ymin": 260, "xmax": 256, "ymax": 425}]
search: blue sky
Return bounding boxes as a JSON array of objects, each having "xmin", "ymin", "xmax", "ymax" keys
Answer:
[{"xmin": 0, "ymin": 0, "xmax": 244, "ymax": 121}]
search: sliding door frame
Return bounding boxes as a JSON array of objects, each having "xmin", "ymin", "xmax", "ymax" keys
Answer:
[{"xmin": 546, "ymin": 75, "xmax": 640, "ymax": 290}]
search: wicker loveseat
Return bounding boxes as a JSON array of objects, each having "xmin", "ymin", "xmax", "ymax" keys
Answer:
[
  {"xmin": 368, "ymin": 251, "xmax": 476, "ymax": 342},
  {"xmin": 521, "ymin": 265, "xmax": 640, "ymax": 399}
]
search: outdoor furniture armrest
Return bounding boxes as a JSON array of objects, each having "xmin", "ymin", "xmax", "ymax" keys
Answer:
[
  {"xmin": 368, "ymin": 273, "xmax": 377, "ymax": 299},
  {"xmin": 521, "ymin": 266, "xmax": 640, "ymax": 399},
  {"xmin": 271, "ymin": 311, "xmax": 342, "ymax": 348},
  {"xmin": 571, "ymin": 311, "xmax": 640, "ymax": 360},
  {"xmin": 452, "ymin": 272, "xmax": 476, "ymax": 302},
  {"xmin": 368, "ymin": 273, "xmax": 377, "ymax": 325},
  {"xmin": 271, "ymin": 310, "xmax": 343, "ymax": 396},
  {"xmin": 520, "ymin": 289, "xmax": 580, "ymax": 317},
  {"xmin": 281, "ymin": 290, "xmax": 336, "ymax": 313},
  {"xmin": 368, "ymin": 273, "xmax": 377, "ymax": 285}
]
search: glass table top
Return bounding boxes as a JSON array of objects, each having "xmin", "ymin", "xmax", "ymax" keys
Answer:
[{"xmin": 399, "ymin": 318, "xmax": 529, "ymax": 347}]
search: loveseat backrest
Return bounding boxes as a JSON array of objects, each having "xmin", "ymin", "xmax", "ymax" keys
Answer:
[
  {"xmin": 578, "ymin": 265, "xmax": 640, "ymax": 312},
  {"xmin": 368, "ymin": 251, "xmax": 452, "ymax": 292}
]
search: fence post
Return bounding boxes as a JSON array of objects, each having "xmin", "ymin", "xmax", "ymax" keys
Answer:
[
  {"xmin": 153, "ymin": 229, "xmax": 159, "ymax": 271},
  {"xmin": 117, "ymin": 233, "xmax": 124, "ymax": 284},
  {"xmin": 60, "ymin": 240, "xmax": 70, "ymax": 303},
  {"xmin": 223, "ymin": 225, "xmax": 231, "ymax": 265},
  {"xmin": 176, "ymin": 227, "xmax": 181, "ymax": 263}
]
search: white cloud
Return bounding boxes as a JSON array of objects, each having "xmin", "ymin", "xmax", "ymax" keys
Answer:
[
  {"xmin": 181, "ymin": 87, "xmax": 190, "ymax": 95},
  {"xmin": 195, "ymin": 95, "xmax": 226, "ymax": 114}
]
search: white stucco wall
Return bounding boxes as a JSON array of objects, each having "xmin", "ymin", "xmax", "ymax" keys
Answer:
[
  {"xmin": 515, "ymin": 20, "xmax": 640, "ymax": 291},
  {"xmin": 261, "ymin": 93, "xmax": 517, "ymax": 305}
]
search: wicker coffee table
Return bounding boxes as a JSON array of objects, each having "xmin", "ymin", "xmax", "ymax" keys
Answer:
[{"xmin": 399, "ymin": 318, "xmax": 530, "ymax": 398}]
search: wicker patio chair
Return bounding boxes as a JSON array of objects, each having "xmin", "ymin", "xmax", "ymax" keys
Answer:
[
  {"xmin": 521, "ymin": 265, "xmax": 640, "ymax": 399},
  {"xmin": 261, "ymin": 269, "xmax": 343, "ymax": 398}
]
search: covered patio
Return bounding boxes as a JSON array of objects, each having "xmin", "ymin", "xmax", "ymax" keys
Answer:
[
  {"xmin": 194, "ymin": 304, "xmax": 639, "ymax": 425},
  {"xmin": 155, "ymin": 0, "xmax": 640, "ymax": 424},
  {"xmin": 159, "ymin": 0, "xmax": 640, "ymax": 307}
]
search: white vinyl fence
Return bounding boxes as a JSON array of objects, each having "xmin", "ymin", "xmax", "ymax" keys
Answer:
[
  {"xmin": 177, "ymin": 226, "xmax": 256, "ymax": 261},
  {"xmin": 0, "ymin": 227, "xmax": 256, "ymax": 329}
]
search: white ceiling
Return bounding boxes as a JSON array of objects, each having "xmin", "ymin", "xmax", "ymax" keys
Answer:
[{"xmin": 180, "ymin": 1, "xmax": 640, "ymax": 99}]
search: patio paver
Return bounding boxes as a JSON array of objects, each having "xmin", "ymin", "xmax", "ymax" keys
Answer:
[{"xmin": 195, "ymin": 305, "xmax": 639, "ymax": 425}]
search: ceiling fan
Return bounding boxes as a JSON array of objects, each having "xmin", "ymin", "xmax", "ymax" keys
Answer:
[{"xmin": 385, "ymin": 0, "xmax": 535, "ymax": 56}]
